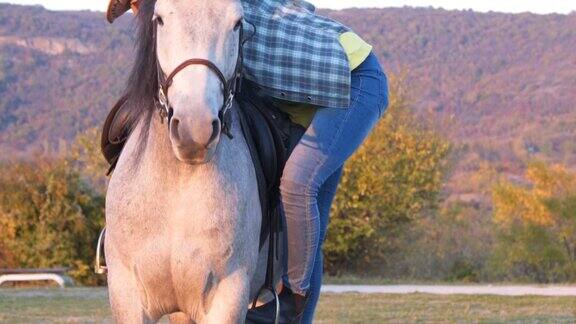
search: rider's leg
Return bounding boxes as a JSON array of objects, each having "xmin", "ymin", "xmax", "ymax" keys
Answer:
[
  {"xmin": 301, "ymin": 167, "xmax": 343, "ymax": 323},
  {"xmin": 280, "ymin": 52, "xmax": 388, "ymax": 318}
]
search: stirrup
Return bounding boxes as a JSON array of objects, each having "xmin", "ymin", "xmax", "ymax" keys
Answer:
[
  {"xmin": 251, "ymin": 285, "xmax": 280, "ymax": 324},
  {"xmin": 94, "ymin": 227, "xmax": 108, "ymax": 274}
]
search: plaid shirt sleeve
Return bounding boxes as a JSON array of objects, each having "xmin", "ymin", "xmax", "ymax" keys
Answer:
[{"xmin": 241, "ymin": 0, "xmax": 353, "ymax": 109}]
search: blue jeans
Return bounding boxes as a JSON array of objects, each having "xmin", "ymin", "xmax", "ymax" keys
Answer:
[{"xmin": 280, "ymin": 52, "xmax": 388, "ymax": 322}]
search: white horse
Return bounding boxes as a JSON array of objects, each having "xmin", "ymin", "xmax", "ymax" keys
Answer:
[{"xmin": 104, "ymin": 0, "xmax": 276, "ymax": 322}]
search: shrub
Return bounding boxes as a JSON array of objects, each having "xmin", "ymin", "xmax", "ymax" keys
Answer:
[
  {"xmin": 324, "ymin": 78, "xmax": 452, "ymax": 274},
  {"xmin": 0, "ymin": 157, "xmax": 105, "ymax": 285},
  {"xmin": 489, "ymin": 162, "xmax": 576, "ymax": 282}
]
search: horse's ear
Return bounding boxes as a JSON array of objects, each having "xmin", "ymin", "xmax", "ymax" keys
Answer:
[{"xmin": 107, "ymin": 0, "xmax": 139, "ymax": 23}]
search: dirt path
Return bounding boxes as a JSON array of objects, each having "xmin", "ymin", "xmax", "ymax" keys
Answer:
[{"xmin": 322, "ymin": 285, "xmax": 576, "ymax": 296}]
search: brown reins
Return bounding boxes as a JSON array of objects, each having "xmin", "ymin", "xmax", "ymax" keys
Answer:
[{"xmin": 154, "ymin": 21, "xmax": 245, "ymax": 139}]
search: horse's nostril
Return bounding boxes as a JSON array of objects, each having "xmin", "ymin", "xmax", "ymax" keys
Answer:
[
  {"xmin": 170, "ymin": 118, "xmax": 180, "ymax": 141},
  {"xmin": 169, "ymin": 116, "xmax": 219, "ymax": 149},
  {"xmin": 208, "ymin": 119, "xmax": 221, "ymax": 146}
]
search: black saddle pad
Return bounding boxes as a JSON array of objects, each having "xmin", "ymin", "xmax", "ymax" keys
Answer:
[{"xmin": 236, "ymin": 81, "xmax": 305, "ymax": 248}]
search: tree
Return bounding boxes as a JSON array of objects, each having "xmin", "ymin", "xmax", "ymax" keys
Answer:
[
  {"xmin": 324, "ymin": 77, "xmax": 452, "ymax": 274},
  {"xmin": 66, "ymin": 127, "xmax": 109, "ymax": 194},
  {"xmin": 0, "ymin": 157, "xmax": 105, "ymax": 285},
  {"xmin": 490, "ymin": 161, "xmax": 576, "ymax": 282}
]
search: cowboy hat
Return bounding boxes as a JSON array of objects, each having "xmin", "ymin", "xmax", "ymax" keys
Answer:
[{"xmin": 107, "ymin": 0, "xmax": 139, "ymax": 23}]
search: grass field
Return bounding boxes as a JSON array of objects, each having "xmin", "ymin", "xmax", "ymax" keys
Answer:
[{"xmin": 1, "ymin": 288, "xmax": 576, "ymax": 323}]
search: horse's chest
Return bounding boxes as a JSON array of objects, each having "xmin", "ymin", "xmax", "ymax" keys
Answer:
[
  {"xmin": 106, "ymin": 169, "xmax": 247, "ymax": 304},
  {"xmin": 106, "ymin": 165, "xmax": 244, "ymax": 258}
]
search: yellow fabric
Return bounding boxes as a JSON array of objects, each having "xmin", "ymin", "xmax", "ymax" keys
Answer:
[
  {"xmin": 273, "ymin": 100, "xmax": 317, "ymax": 128},
  {"xmin": 339, "ymin": 31, "xmax": 373, "ymax": 71},
  {"xmin": 277, "ymin": 32, "xmax": 372, "ymax": 128}
]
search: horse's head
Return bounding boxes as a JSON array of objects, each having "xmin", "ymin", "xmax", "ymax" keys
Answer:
[
  {"xmin": 152, "ymin": 0, "xmax": 243, "ymax": 164},
  {"xmin": 107, "ymin": 0, "xmax": 243, "ymax": 164}
]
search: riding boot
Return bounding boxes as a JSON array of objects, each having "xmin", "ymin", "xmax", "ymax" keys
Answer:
[{"xmin": 245, "ymin": 287, "xmax": 308, "ymax": 324}]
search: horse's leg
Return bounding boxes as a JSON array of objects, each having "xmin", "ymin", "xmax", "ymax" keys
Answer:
[
  {"xmin": 108, "ymin": 263, "xmax": 156, "ymax": 324},
  {"xmin": 201, "ymin": 269, "xmax": 251, "ymax": 324},
  {"xmin": 169, "ymin": 312, "xmax": 194, "ymax": 324}
]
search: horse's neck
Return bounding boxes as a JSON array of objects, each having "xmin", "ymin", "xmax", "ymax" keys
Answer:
[{"xmin": 144, "ymin": 113, "xmax": 181, "ymax": 171}]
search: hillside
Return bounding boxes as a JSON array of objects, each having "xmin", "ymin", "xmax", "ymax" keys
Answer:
[
  {"xmin": 0, "ymin": 4, "xmax": 132, "ymax": 156},
  {"xmin": 331, "ymin": 8, "xmax": 576, "ymax": 180},
  {"xmin": 0, "ymin": 4, "xmax": 574, "ymax": 195},
  {"xmin": 329, "ymin": 7, "xmax": 576, "ymax": 197}
]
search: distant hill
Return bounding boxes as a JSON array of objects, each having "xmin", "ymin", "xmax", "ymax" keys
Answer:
[
  {"xmin": 0, "ymin": 4, "xmax": 132, "ymax": 156},
  {"xmin": 328, "ymin": 7, "xmax": 576, "ymax": 196},
  {"xmin": 0, "ymin": 4, "xmax": 575, "ymax": 195}
]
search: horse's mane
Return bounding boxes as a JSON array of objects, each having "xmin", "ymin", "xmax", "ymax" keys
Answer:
[{"xmin": 122, "ymin": 0, "xmax": 158, "ymax": 130}]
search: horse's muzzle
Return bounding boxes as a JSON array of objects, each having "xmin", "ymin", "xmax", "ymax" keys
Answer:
[{"xmin": 169, "ymin": 116, "xmax": 221, "ymax": 164}]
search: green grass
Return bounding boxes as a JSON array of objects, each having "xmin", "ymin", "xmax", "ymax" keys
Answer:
[
  {"xmin": 1, "ymin": 288, "xmax": 575, "ymax": 323},
  {"xmin": 0, "ymin": 289, "xmax": 110, "ymax": 323},
  {"xmin": 316, "ymin": 294, "xmax": 576, "ymax": 323}
]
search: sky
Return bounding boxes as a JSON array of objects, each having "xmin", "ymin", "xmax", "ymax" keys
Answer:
[{"xmin": 0, "ymin": 0, "xmax": 575, "ymax": 15}]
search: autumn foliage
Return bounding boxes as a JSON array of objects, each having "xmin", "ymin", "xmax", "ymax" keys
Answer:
[
  {"xmin": 324, "ymin": 78, "xmax": 452, "ymax": 274},
  {"xmin": 490, "ymin": 162, "xmax": 576, "ymax": 282},
  {"xmin": 0, "ymin": 157, "xmax": 105, "ymax": 285}
]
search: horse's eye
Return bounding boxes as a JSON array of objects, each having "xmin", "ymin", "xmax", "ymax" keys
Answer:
[
  {"xmin": 233, "ymin": 19, "xmax": 242, "ymax": 31},
  {"xmin": 153, "ymin": 14, "xmax": 164, "ymax": 26}
]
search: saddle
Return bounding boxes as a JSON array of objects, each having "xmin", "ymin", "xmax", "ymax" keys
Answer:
[
  {"xmin": 101, "ymin": 96, "xmax": 131, "ymax": 174},
  {"xmin": 236, "ymin": 80, "xmax": 306, "ymax": 248},
  {"xmin": 101, "ymin": 80, "xmax": 305, "ymax": 249}
]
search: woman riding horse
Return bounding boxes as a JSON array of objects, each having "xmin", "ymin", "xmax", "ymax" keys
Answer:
[{"xmin": 106, "ymin": 0, "xmax": 389, "ymax": 323}]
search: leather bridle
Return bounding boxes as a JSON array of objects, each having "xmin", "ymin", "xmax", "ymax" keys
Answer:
[{"xmin": 154, "ymin": 21, "xmax": 245, "ymax": 139}]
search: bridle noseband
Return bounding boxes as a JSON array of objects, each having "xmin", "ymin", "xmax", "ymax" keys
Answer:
[{"xmin": 154, "ymin": 22, "xmax": 245, "ymax": 139}]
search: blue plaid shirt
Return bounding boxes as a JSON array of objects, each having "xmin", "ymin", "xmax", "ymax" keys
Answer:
[{"xmin": 242, "ymin": 0, "xmax": 352, "ymax": 108}]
